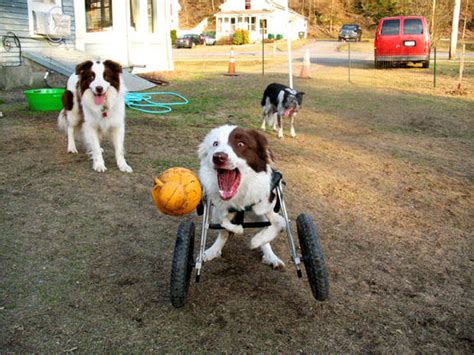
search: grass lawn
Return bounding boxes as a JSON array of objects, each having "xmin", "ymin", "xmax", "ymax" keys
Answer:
[{"xmin": 1, "ymin": 57, "xmax": 473, "ymax": 352}]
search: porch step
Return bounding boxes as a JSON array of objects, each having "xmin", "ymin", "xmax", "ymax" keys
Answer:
[{"xmin": 23, "ymin": 47, "xmax": 156, "ymax": 91}]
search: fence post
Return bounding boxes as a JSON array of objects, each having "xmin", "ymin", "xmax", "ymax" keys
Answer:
[{"xmin": 348, "ymin": 41, "xmax": 352, "ymax": 83}]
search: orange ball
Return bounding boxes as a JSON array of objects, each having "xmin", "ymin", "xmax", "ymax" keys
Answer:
[{"xmin": 151, "ymin": 167, "xmax": 202, "ymax": 216}]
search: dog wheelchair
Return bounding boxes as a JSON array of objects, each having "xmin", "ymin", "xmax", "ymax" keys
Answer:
[{"xmin": 169, "ymin": 171, "xmax": 330, "ymax": 308}]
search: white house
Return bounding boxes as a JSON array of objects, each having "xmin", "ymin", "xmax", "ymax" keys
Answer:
[
  {"xmin": 1, "ymin": 0, "xmax": 177, "ymax": 73},
  {"xmin": 214, "ymin": 0, "xmax": 307, "ymax": 42}
]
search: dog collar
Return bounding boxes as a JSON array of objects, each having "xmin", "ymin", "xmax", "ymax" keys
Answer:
[{"xmin": 101, "ymin": 105, "xmax": 108, "ymax": 119}]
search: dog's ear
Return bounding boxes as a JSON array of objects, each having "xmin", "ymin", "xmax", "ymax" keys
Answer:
[
  {"xmin": 296, "ymin": 92, "xmax": 305, "ymax": 105},
  {"xmin": 104, "ymin": 60, "xmax": 123, "ymax": 74},
  {"xmin": 75, "ymin": 60, "xmax": 93, "ymax": 75},
  {"xmin": 249, "ymin": 129, "xmax": 274, "ymax": 164}
]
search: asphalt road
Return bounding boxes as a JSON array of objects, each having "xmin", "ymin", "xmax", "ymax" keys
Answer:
[{"xmin": 173, "ymin": 40, "xmax": 473, "ymax": 67}]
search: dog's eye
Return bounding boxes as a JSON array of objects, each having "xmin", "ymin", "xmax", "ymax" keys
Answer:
[
  {"xmin": 213, "ymin": 141, "xmax": 219, "ymax": 147},
  {"xmin": 237, "ymin": 142, "xmax": 245, "ymax": 148}
]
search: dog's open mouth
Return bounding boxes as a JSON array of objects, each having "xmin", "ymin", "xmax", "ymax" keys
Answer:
[
  {"xmin": 217, "ymin": 168, "xmax": 241, "ymax": 200},
  {"xmin": 283, "ymin": 107, "xmax": 294, "ymax": 117},
  {"xmin": 93, "ymin": 93, "xmax": 106, "ymax": 106}
]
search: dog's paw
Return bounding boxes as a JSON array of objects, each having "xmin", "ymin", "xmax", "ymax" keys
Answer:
[
  {"xmin": 118, "ymin": 162, "xmax": 133, "ymax": 173},
  {"xmin": 67, "ymin": 147, "xmax": 78, "ymax": 154},
  {"xmin": 222, "ymin": 221, "xmax": 244, "ymax": 235},
  {"xmin": 93, "ymin": 161, "xmax": 107, "ymax": 172},
  {"xmin": 262, "ymin": 254, "xmax": 285, "ymax": 269},
  {"xmin": 203, "ymin": 248, "xmax": 222, "ymax": 262},
  {"xmin": 291, "ymin": 132, "xmax": 297, "ymax": 138}
]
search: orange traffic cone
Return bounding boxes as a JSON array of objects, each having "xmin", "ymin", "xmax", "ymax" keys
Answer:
[
  {"xmin": 299, "ymin": 49, "xmax": 311, "ymax": 79},
  {"xmin": 225, "ymin": 47, "xmax": 238, "ymax": 76}
]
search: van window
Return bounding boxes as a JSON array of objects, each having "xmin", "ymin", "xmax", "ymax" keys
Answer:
[
  {"xmin": 381, "ymin": 19, "xmax": 400, "ymax": 35},
  {"xmin": 404, "ymin": 19, "xmax": 423, "ymax": 34}
]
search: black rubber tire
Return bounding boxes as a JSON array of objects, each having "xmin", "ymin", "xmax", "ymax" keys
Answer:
[
  {"xmin": 296, "ymin": 214, "xmax": 330, "ymax": 301},
  {"xmin": 170, "ymin": 221, "xmax": 195, "ymax": 308},
  {"xmin": 375, "ymin": 60, "xmax": 381, "ymax": 69},
  {"xmin": 422, "ymin": 60, "xmax": 430, "ymax": 69}
]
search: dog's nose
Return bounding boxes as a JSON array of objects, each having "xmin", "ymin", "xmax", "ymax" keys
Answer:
[
  {"xmin": 213, "ymin": 152, "xmax": 228, "ymax": 166},
  {"xmin": 95, "ymin": 86, "xmax": 104, "ymax": 94}
]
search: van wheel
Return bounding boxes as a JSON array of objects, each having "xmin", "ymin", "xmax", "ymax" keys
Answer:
[
  {"xmin": 422, "ymin": 60, "xmax": 430, "ymax": 69},
  {"xmin": 375, "ymin": 60, "xmax": 381, "ymax": 69}
]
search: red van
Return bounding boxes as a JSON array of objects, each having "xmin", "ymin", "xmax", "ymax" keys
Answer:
[{"xmin": 374, "ymin": 16, "xmax": 430, "ymax": 68}]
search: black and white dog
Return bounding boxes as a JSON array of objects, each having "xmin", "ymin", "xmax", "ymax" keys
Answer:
[{"xmin": 260, "ymin": 83, "xmax": 304, "ymax": 139}]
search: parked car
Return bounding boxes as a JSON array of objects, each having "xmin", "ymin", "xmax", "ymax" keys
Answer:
[
  {"xmin": 175, "ymin": 34, "xmax": 205, "ymax": 48},
  {"xmin": 338, "ymin": 24, "xmax": 362, "ymax": 42},
  {"xmin": 374, "ymin": 16, "xmax": 430, "ymax": 68},
  {"xmin": 202, "ymin": 32, "xmax": 216, "ymax": 46}
]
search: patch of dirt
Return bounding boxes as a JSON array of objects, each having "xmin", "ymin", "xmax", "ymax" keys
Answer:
[{"xmin": 0, "ymin": 67, "xmax": 473, "ymax": 353}]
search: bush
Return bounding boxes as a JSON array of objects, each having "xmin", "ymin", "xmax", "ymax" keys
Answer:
[
  {"xmin": 242, "ymin": 30, "xmax": 250, "ymax": 44},
  {"xmin": 276, "ymin": 34, "xmax": 283, "ymax": 40},
  {"xmin": 170, "ymin": 30, "xmax": 177, "ymax": 45},
  {"xmin": 216, "ymin": 36, "xmax": 233, "ymax": 45},
  {"xmin": 268, "ymin": 33, "xmax": 274, "ymax": 40},
  {"xmin": 233, "ymin": 29, "xmax": 244, "ymax": 45}
]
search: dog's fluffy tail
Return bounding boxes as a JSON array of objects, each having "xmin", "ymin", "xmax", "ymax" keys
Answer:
[{"xmin": 57, "ymin": 109, "xmax": 67, "ymax": 132}]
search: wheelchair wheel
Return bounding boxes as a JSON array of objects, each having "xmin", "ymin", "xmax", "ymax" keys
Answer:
[
  {"xmin": 170, "ymin": 221, "xmax": 195, "ymax": 308},
  {"xmin": 296, "ymin": 214, "xmax": 330, "ymax": 301}
]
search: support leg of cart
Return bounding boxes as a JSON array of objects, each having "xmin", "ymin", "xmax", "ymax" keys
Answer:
[{"xmin": 275, "ymin": 183, "xmax": 303, "ymax": 278}]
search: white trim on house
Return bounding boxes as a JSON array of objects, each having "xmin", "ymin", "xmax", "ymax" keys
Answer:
[{"xmin": 74, "ymin": 0, "xmax": 174, "ymax": 73}]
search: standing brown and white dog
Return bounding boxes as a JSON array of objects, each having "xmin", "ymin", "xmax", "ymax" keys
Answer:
[
  {"xmin": 198, "ymin": 125, "xmax": 285, "ymax": 268},
  {"xmin": 58, "ymin": 60, "xmax": 132, "ymax": 173}
]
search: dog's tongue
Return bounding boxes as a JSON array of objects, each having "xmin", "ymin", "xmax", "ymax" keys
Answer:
[
  {"xmin": 94, "ymin": 94, "xmax": 105, "ymax": 106},
  {"xmin": 284, "ymin": 107, "xmax": 293, "ymax": 117},
  {"xmin": 217, "ymin": 169, "xmax": 240, "ymax": 200}
]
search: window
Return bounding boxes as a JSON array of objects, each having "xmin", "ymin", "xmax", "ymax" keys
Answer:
[
  {"xmin": 86, "ymin": 0, "xmax": 113, "ymax": 32},
  {"xmin": 251, "ymin": 16, "xmax": 256, "ymax": 31},
  {"xmin": 218, "ymin": 17, "xmax": 222, "ymax": 32},
  {"xmin": 260, "ymin": 19, "xmax": 267, "ymax": 35},
  {"xmin": 404, "ymin": 19, "xmax": 423, "ymax": 34},
  {"xmin": 245, "ymin": 0, "xmax": 251, "ymax": 10},
  {"xmin": 381, "ymin": 19, "xmax": 400, "ymax": 35},
  {"xmin": 244, "ymin": 17, "xmax": 249, "ymax": 31},
  {"xmin": 231, "ymin": 17, "xmax": 235, "ymax": 31}
]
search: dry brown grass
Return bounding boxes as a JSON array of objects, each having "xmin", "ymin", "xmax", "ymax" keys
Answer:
[{"xmin": 1, "ymin": 57, "xmax": 473, "ymax": 352}]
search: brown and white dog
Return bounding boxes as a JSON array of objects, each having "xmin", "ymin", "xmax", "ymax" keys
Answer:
[
  {"xmin": 58, "ymin": 59, "xmax": 132, "ymax": 173},
  {"xmin": 198, "ymin": 125, "xmax": 285, "ymax": 268}
]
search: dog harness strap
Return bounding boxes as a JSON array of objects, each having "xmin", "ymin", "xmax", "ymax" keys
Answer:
[
  {"xmin": 227, "ymin": 171, "xmax": 283, "ymax": 214},
  {"xmin": 228, "ymin": 204, "xmax": 254, "ymax": 213}
]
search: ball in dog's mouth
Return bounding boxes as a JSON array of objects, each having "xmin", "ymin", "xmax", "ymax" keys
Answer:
[
  {"xmin": 93, "ymin": 93, "xmax": 106, "ymax": 106},
  {"xmin": 217, "ymin": 168, "xmax": 241, "ymax": 200}
]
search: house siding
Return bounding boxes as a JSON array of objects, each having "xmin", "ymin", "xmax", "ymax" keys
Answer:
[{"xmin": 0, "ymin": 0, "xmax": 75, "ymax": 66}]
